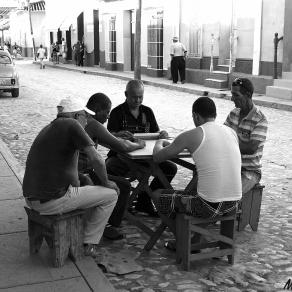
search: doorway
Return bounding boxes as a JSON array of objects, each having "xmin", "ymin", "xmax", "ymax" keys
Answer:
[
  {"xmin": 77, "ymin": 12, "xmax": 84, "ymax": 42},
  {"xmin": 130, "ymin": 10, "xmax": 135, "ymax": 71},
  {"xmin": 93, "ymin": 10, "xmax": 100, "ymax": 65},
  {"xmin": 66, "ymin": 28, "xmax": 72, "ymax": 60}
]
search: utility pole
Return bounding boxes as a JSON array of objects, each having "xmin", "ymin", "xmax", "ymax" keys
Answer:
[
  {"xmin": 134, "ymin": 0, "xmax": 141, "ymax": 80},
  {"xmin": 27, "ymin": 0, "xmax": 36, "ymax": 60}
]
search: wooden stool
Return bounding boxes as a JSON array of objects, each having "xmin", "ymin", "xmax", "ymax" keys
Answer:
[
  {"xmin": 175, "ymin": 213, "xmax": 236, "ymax": 271},
  {"xmin": 237, "ymin": 183, "xmax": 264, "ymax": 231},
  {"xmin": 24, "ymin": 207, "xmax": 85, "ymax": 267}
]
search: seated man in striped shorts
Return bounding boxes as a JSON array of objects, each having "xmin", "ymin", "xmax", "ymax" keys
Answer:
[
  {"xmin": 151, "ymin": 96, "xmax": 242, "ymax": 250},
  {"xmin": 224, "ymin": 78, "xmax": 268, "ymax": 194}
]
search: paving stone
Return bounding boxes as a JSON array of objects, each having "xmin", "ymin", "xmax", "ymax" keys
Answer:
[
  {"xmin": 0, "ymin": 176, "xmax": 22, "ymax": 200},
  {"xmin": 0, "ymin": 277, "xmax": 91, "ymax": 292},
  {"xmin": 0, "ymin": 233, "xmax": 80, "ymax": 289},
  {"xmin": 0, "ymin": 198, "xmax": 27, "ymax": 233}
]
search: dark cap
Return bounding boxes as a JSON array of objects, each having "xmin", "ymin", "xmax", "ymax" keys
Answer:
[{"xmin": 232, "ymin": 78, "xmax": 254, "ymax": 96}]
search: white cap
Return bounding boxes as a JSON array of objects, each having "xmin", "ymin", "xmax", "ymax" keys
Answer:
[{"xmin": 57, "ymin": 97, "xmax": 95, "ymax": 115}]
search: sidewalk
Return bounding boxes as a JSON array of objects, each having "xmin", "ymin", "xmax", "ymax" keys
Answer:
[
  {"xmin": 42, "ymin": 60, "xmax": 292, "ymax": 112},
  {"xmin": 0, "ymin": 138, "xmax": 115, "ymax": 292}
]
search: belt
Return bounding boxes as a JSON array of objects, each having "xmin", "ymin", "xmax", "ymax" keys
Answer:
[{"xmin": 26, "ymin": 198, "xmax": 51, "ymax": 204}]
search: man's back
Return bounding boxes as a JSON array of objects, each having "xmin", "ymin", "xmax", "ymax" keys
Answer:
[
  {"xmin": 23, "ymin": 118, "xmax": 93, "ymax": 200},
  {"xmin": 192, "ymin": 122, "xmax": 242, "ymax": 203}
]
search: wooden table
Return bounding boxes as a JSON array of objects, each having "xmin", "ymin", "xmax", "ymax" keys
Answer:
[{"xmin": 118, "ymin": 139, "xmax": 196, "ymax": 250}]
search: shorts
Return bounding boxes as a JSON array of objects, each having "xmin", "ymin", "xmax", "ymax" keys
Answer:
[{"xmin": 157, "ymin": 189, "xmax": 238, "ymax": 219}]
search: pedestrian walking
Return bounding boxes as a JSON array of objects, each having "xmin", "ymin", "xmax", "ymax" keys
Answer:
[
  {"xmin": 61, "ymin": 38, "xmax": 67, "ymax": 59},
  {"xmin": 36, "ymin": 44, "xmax": 46, "ymax": 69},
  {"xmin": 79, "ymin": 40, "xmax": 85, "ymax": 67},
  {"xmin": 170, "ymin": 36, "xmax": 187, "ymax": 84},
  {"xmin": 73, "ymin": 41, "xmax": 81, "ymax": 66}
]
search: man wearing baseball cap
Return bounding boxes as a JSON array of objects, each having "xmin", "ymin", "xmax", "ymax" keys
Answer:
[
  {"xmin": 170, "ymin": 36, "xmax": 187, "ymax": 84},
  {"xmin": 224, "ymin": 78, "xmax": 268, "ymax": 194},
  {"xmin": 23, "ymin": 97, "xmax": 119, "ymax": 257}
]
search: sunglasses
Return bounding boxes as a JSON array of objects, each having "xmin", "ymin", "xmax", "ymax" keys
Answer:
[{"xmin": 232, "ymin": 78, "xmax": 251, "ymax": 94}]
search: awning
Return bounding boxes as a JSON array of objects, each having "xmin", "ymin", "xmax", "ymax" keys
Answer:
[{"xmin": 59, "ymin": 10, "xmax": 82, "ymax": 31}]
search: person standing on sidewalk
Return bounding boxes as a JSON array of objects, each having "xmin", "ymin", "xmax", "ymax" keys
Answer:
[
  {"xmin": 224, "ymin": 78, "xmax": 268, "ymax": 194},
  {"xmin": 36, "ymin": 44, "xmax": 46, "ymax": 69},
  {"xmin": 170, "ymin": 36, "xmax": 187, "ymax": 84},
  {"xmin": 23, "ymin": 97, "xmax": 119, "ymax": 257}
]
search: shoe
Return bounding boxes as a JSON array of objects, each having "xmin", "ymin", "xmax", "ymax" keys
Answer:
[
  {"xmin": 135, "ymin": 204, "xmax": 159, "ymax": 217},
  {"xmin": 172, "ymin": 81, "xmax": 177, "ymax": 84},
  {"xmin": 103, "ymin": 225, "xmax": 123, "ymax": 240},
  {"xmin": 84, "ymin": 243, "xmax": 99, "ymax": 257},
  {"xmin": 181, "ymin": 80, "xmax": 185, "ymax": 84},
  {"xmin": 164, "ymin": 239, "xmax": 201, "ymax": 253}
]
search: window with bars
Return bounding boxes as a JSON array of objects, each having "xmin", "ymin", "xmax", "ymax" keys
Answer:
[
  {"xmin": 109, "ymin": 16, "xmax": 116, "ymax": 63},
  {"xmin": 188, "ymin": 24, "xmax": 201, "ymax": 57},
  {"xmin": 147, "ymin": 10, "xmax": 163, "ymax": 70}
]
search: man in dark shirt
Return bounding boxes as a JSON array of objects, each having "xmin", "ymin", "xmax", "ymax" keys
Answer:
[
  {"xmin": 23, "ymin": 97, "xmax": 119, "ymax": 257},
  {"xmin": 77, "ymin": 93, "xmax": 145, "ymax": 239},
  {"xmin": 107, "ymin": 79, "xmax": 177, "ymax": 216}
]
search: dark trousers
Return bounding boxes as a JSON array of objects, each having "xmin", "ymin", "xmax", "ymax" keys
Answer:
[
  {"xmin": 79, "ymin": 170, "xmax": 131, "ymax": 227},
  {"xmin": 171, "ymin": 56, "xmax": 186, "ymax": 83},
  {"xmin": 106, "ymin": 156, "xmax": 177, "ymax": 211}
]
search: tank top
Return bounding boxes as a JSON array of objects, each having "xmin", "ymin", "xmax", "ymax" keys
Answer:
[{"xmin": 192, "ymin": 122, "xmax": 242, "ymax": 202}]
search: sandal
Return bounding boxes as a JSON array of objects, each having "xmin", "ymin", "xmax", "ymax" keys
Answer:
[{"xmin": 164, "ymin": 240, "xmax": 176, "ymax": 251}]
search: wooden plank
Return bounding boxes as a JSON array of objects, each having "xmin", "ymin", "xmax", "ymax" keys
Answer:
[{"xmin": 75, "ymin": 257, "xmax": 115, "ymax": 292}]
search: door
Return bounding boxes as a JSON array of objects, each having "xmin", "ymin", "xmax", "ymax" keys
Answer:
[
  {"xmin": 77, "ymin": 12, "xmax": 84, "ymax": 42},
  {"xmin": 57, "ymin": 29, "xmax": 62, "ymax": 44},
  {"xmin": 130, "ymin": 10, "xmax": 135, "ymax": 71},
  {"xmin": 66, "ymin": 28, "xmax": 72, "ymax": 60},
  {"xmin": 93, "ymin": 10, "xmax": 100, "ymax": 65}
]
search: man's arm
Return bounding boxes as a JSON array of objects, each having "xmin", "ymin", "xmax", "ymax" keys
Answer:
[
  {"xmin": 83, "ymin": 145, "xmax": 119, "ymax": 194},
  {"xmin": 153, "ymin": 129, "xmax": 201, "ymax": 163},
  {"xmin": 239, "ymin": 140, "xmax": 261, "ymax": 155},
  {"xmin": 240, "ymin": 117, "xmax": 268, "ymax": 155},
  {"xmin": 97, "ymin": 125, "xmax": 145, "ymax": 152}
]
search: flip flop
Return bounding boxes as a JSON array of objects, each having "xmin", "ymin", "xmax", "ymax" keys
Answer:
[{"xmin": 164, "ymin": 240, "xmax": 176, "ymax": 251}]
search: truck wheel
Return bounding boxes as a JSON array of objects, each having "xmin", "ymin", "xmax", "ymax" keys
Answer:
[{"xmin": 11, "ymin": 88, "xmax": 19, "ymax": 98}]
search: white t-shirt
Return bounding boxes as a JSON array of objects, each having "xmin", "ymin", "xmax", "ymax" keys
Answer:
[
  {"xmin": 37, "ymin": 47, "xmax": 46, "ymax": 59},
  {"xmin": 192, "ymin": 121, "xmax": 242, "ymax": 202},
  {"xmin": 170, "ymin": 42, "xmax": 186, "ymax": 57}
]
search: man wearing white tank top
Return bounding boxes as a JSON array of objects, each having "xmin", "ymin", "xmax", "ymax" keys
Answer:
[{"xmin": 151, "ymin": 96, "xmax": 242, "ymax": 220}]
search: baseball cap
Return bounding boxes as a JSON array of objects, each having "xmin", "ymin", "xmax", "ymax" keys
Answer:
[
  {"xmin": 173, "ymin": 36, "xmax": 179, "ymax": 41},
  {"xmin": 57, "ymin": 97, "xmax": 95, "ymax": 115}
]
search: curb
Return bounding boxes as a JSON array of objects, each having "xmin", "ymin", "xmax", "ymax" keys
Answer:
[
  {"xmin": 39, "ymin": 62, "xmax": 292, "ymax": 112},
  {"xmin": 0, "ymin": 137, "xmax": 24, "ymax": 185}
]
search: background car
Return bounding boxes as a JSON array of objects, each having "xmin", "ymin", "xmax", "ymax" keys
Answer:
[{"xmin": 0, "ymin": 50, "xmax": 19, "ymax": 97}]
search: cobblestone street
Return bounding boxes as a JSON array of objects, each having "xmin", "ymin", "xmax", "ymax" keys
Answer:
[{"xmin": 1, "ymin": 61, "xmax": 292, "ymax": 291}]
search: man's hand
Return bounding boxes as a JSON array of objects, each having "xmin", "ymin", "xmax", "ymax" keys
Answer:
[
  {"xmin": 153, "ymin": 139, "xmax": 170, "ymax": 155},
  {"xmin": 135, "ymin": 138, "xmax": 146, "ymax": 149},
  {"xmin": 104, "ymin": 180, "xmax": 120, "ymax": 195},
  {"xmin": 115, "ymin": 131, "xmax": 134, "ymax": 140},
  {"xmin": 158, "ymin": 130, "xmax": 169, "ymax": 139}
]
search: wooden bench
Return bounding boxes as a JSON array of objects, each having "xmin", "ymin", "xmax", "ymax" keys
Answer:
[
  {"xmin": 24, "ymin": 207, "xmax": 85, "ymax": 267},
  {"xmin": 237, "ymin": 183, "xmax": 264, "ymax": 231},
  {"xmin": 175, "ymin": 212, "xmax": 236, "ymax": 271}
]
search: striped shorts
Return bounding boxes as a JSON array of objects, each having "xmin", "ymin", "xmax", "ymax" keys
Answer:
[{"xmin": 157, "ymin": 189, "xmax": 238, "ymax": 219}]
